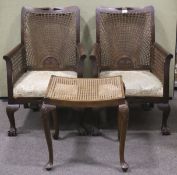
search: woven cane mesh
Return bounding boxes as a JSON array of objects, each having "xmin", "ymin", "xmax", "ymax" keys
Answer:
[
  {"xmin": 98, "ymin": 8, "xmax": 153, "ymax": 69},
  {"xmin": 46, "ymin": 76, "xmax": 124, "ymax": 102},
  {"xmin": 23, "ymin": 8, "xmax": 77, "ymax": 70},
  {"xmin": 11, "ymin": 46, "xmax": 26, "ymax": 84},
  {"xmin": 151, "ymin": 45, "xmax": 165, "ymax": 84}
]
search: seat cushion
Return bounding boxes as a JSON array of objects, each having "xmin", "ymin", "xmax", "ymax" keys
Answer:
[
  {"xmin": 13, "ymin": 71, "xmax": 77, "ymax": 98},
  {"xmin": 100, "ymin": 71, "xmax": 163, "ymax": 97}
]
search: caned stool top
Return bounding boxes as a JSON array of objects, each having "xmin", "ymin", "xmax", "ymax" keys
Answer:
[{"xmin": 44, "ymin": 75, "xmax": 125, "ymax": 107}]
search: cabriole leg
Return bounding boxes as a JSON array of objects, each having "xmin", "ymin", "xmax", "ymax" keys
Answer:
[
  {"xmin": 118, "ymin": 102, "xmax": 129, "ymax": 172},
  {"xmin": 158, "ymin": 103, "xmax": 171, "ymax": 135},
  {"xmin": 41, "ymin": 104, "xmax": 56, "ymax": 170},
  {"xmin": 6, "ymin": 104, "xmax": 20, "ymax": 136},
  {"xmin": 52, "ymin": 110, "xmax": 59, "ymax": 140}
]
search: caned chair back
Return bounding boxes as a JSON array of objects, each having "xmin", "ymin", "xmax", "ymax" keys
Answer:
[
  {"xmin": 96, "ymin": 6, "xmax": 154, "ymax": 70},
  {"xmin": 22, "ymin": 6, "xmax": 80, "ymax": 70}
]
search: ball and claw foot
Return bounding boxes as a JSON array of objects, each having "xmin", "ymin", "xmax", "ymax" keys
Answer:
[
  {"xmin": 53, "ymin": 133, "xmax": 59, "ymax": 140},
  {"xmin": 8, "ymin": 128, "xmax": 17, "ymax": 137},
  {"xmin": 45, "ymin": 162, "xmax": 53, "ymax": 171},
  {"xmin": 121, "ymin": 162, "xmax": 129, "ymax": 172},
  {"xmin": 161, "ymin": 126, "xmax": 170, "ymax": 135}
]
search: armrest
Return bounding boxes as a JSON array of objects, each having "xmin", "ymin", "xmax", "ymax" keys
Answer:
[
  {"xmin": 90, "ymin": 43, "xmax": 100, "ymax": 78},
  {"xmin": 3, "ymin": 43, "xmax": 26, "ymax": 98},
  {"xmin": 151, "ymin": 42, "xmax": 173, "ymax": 97},
  {"xmin": 77, "ymin": 43, "xmax": 86, "ymax": 78},
  {"xmin": 77, "ymin": 43, "xmax": 86, "ymax": 60}
]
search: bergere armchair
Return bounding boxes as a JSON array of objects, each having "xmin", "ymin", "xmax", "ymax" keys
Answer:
[
  {"xmin": 90, "ymin": 6, "xmax": 173, "ymax": 135},
  {"xmin": 3, "ymin": 6, "xmax": 86, "ymax": 136}
]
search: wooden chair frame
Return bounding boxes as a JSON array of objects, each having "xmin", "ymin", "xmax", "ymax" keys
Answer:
[
  {"xmin": 3, "ymin": 6, "xmax": 86, "ymax": 136},
  {"xmin": 90, "ymin": 6, "xmax": 173, "ymax": 135}
]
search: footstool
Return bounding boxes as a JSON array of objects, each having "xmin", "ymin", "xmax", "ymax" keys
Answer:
[{"xmin": 41, "ymin": 75, "xmax": 129, "ymax": 172}]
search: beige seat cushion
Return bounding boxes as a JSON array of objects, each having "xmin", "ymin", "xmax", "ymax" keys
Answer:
[
  {"xmin": 13, "ymin": 71, "xmax": 77, "ymax": 98},
  {"xmin": 100, "ymin": 71, "xmax": 163, "ymax": 97}
]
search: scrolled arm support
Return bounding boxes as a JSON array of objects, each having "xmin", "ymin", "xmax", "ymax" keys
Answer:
[
  {"xmin": 151, "ymin": 42, "xmax": 173, "ymax": 98},
  {"xmin": 77, "ymin": 43, "xmax": 86, "ymax": 78},
  {"xmin": 90, "ymin": 43, "xmax": 100, "ymax": 78},
  {"xmin": 3, "ymin": 43, "xmax": 26, "ymax": 98}
]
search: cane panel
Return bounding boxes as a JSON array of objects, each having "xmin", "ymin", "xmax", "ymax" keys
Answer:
[
  {"xmin": 22, "ymin": 7, "xmax": 78, "ymax": 70},
  {"xmin": 97, "ymin": 6, "xmax": 154, "ymax": 70}
]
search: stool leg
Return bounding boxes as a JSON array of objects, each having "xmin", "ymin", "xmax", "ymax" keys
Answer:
[
  {"xmin": 117, "ymin": 124, "xmax": 120, "ymax": 142},
  {"xmin": 52, "ymin": 110, "xmax": 59, "ymax": 140},
  {"xmin": 118, "ymin": 102, "xmax": 129, "ymax": 172},
  {"xmin": 41, "ymin": 104, "xmax": 56, "ymax": 170}
]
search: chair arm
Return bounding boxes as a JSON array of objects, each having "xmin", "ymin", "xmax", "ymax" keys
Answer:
[
  {"xmin": 77, "ymin": 43, "xmax": 86, "ymax": 78},
  {"xmin": 90, "ymin": 43, "xmax": 100, "ymax": 78},
  {"xmin": 3, "ymin": 43, "xmax": 26, "ymax": 97},
  {"xmin": 151, "ymin": 42, "xmax": 173, "ymax": 97}
]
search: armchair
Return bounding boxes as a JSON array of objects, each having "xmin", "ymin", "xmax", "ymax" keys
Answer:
[
  {"xmin": 90, "ymin": 6, "xmax": 173, "ymax": 135},
  {"xmin": 3, "ymin": 6, "xmax": 86, "ymax": 136}
]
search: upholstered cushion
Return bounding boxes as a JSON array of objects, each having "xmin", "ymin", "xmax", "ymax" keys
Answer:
[
  {"xmin": 13, "ymin": 71, "xmax": 77, "ymax": 98},
  {"xmin": 100, "ymin": 71, "xmax": 163, "ymax": 97}
]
